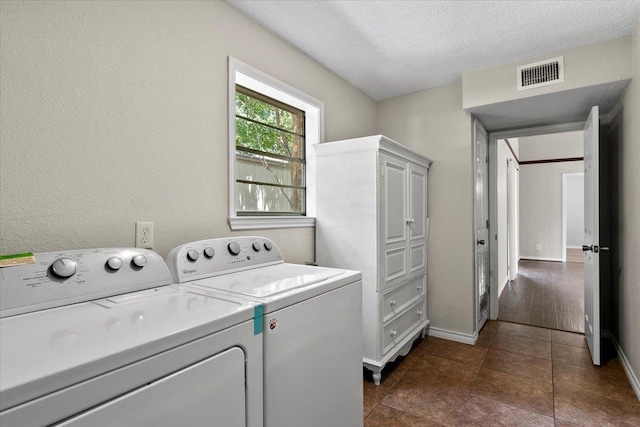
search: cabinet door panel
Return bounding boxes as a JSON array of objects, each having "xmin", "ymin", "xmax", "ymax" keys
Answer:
[
  {"xmin": 409, "ymin": 163, "xmax": 428, "ymax": 276},
  {"xmin": 383, "ymin": 247, "xmax": 407, "ymax": 287},
  {"xmin": 381, "ymin": 155, "xmax": 408, "ymax": 244},
  {"xmin": 380, "ymin": 154, "xmax": 408, "ymax": 290},
  {"xmin": 409, "ymin": 242, "xmax": 426, "ymax": 273},
  {"xmin": 409, "ymin": 164, "xmax": 427, "ymax": 240}
]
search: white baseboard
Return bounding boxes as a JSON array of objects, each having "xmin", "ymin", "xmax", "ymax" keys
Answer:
[
  {"xmin": 520, "ymin": 256, "xmax": 564, "ymax": 262},
  {"xmin": 612, "ymin": 335, "xmax": 640, "ymax": 400},
  {"xmin": 427, "ymin": 326, "xmax": 476, "ymax": 345}
]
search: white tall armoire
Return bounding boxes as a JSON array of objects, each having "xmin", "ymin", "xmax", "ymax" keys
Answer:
[{"xmin": 314, "ymin": 135, "xmax": 432, "ymax": 385}]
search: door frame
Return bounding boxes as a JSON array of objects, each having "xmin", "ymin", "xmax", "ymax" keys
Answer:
[
  {"xmin": 473, "ymin": 119, "xmax": 490, "ymax": 332},
  {"xmin": 487, "ymin": 121, "xmax": 584, "ymax": 320}
]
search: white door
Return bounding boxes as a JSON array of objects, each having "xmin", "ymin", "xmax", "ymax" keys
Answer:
[
  {"xmin": 583, "ymin": 106, "xmax": 601, "ymax": 365},
  {"xmin": 475, "ymin": 120, "xmax": 490, "ymax": 330}
]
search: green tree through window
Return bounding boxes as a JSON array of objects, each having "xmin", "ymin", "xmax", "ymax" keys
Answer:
[{"xmin": 235, "ymin": 85, "xmax": 305, "ymax": 215}]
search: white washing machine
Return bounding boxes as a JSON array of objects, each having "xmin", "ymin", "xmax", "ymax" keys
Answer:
[
  {"xmin": 166, "ymin": 236, "xmax": 363, "ymax": 427},
  {"xmin": 0, "ymin": 248, "xmax": 263, "ymax": 427}
]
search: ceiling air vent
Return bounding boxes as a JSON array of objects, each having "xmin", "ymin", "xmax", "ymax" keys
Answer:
[{"xmin": 517, "ymin": 56, "xmax": 564, "ymax": 91}]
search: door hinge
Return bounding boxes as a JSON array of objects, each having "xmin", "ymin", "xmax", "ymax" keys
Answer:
[
  {"xmin": 486, "ymin": 220, "xmax": 490, "ymax": 229},
  {"xmin": 485, "ymin": 155, "xmax": 488, "ymax": 163}
]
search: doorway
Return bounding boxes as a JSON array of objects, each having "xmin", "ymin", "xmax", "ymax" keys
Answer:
[
  {"xmin": 488, "ymin": 123, "xmax": 587, "ymax": 327},
  {"xmin": 493, "ymin": 131, "xmax": 585, "ymax": 333}
]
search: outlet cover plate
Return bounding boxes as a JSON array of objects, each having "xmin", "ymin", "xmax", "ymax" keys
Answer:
[{"xmin": 135, "ymin": 221, "xmax": 154, "ymax": 249}]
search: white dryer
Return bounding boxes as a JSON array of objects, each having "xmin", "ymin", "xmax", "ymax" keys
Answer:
[
  {"xmin": 0, "ymin": 248, "xmax": 262, "ymax": 427},
  {"xmin": 167, "ymin": 237, "xmax": 364, "ymax": 427}
]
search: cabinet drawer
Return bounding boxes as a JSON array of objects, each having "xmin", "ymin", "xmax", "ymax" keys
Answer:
[
  {"xmin": 382, "ymin": 299, "xmax": 425, "ymax": 355},
  {"xmin": 382, "ymin": 276, "xmax": 425, "ymax": 323}
]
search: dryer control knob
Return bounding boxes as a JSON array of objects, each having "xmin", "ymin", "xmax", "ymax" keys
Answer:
[
  {"xmin": 252, "ymin": 242, "xmax": 261, "ymax": 252},
  {"xmin": 131, "ymin": 254, "xmax": 147, "ymax": 268},
  {"xmin": 263, "ymin": 241, "xmax": 273, "ymax": 251},
  {"xmin": 187, "ymin": 249, "xmax": 200, "ymax": 262},
  {"xmin": 51, "ymin": 258, "xmax": 77, "ymax": 278},
  {"xmin": 228, "ymin": 242, "xmax": 241, "ymax": 256},
  {"xmin": 106, "ymin": 257, "xmax": 123, "ymax": 271},
  {"xmin": 203, "ymin": 247, "xmax": 215, "ymax": 259}
]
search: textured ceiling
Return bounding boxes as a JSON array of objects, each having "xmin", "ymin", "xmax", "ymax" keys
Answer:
[{"xmin": 227, "ymin": 0, "xmax": 640, "ymax": 101}]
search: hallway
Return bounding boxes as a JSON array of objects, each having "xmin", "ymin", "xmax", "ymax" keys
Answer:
[
  {"xmin": 363, "ymin": 321, "xmax": 640, "ymax": 426},
  {"xmin": 498, "ymin": 259, "xmax": 584, "ymax": 333}
]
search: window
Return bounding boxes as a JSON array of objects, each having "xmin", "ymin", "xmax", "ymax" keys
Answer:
[
  {"xmin": 228, "ymin": 58, "xmax": 322, "ymax": 230},
  {"xmin": 235, "ymin": 86, "xmax": 306, "ymax": 215}
]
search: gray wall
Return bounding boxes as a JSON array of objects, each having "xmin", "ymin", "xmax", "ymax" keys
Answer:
[
  {"xmin": 462, "ymin": 37, "xmax": 632, "ymax": 109},
  {"xmin": 518, "ymin": 131, "xmax": 583, "ymax": 161},
  {"xmin": 610, "ymin": 20, "xmax": 640, "ymax": 398},
  {"xmin": 517, "ymin": 132, "xmax": 584, "ymax": 261},
  {"xmin": 0, "ymin": 1, "xmax": 377, "ymax": 262},
  {"xmin": 376, "ymin": 84, "xmax": 475, "ymax": 337},
  {"xmin": 565, "ymin": 174, "xmax": 584, "ymax": 248},
  {"xmin": 519, "ymin": 161, "xmax": 584, "ymax": 261}
]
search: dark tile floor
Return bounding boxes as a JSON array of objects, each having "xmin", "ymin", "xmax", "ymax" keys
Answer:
[
  {"xmin": 499, "ymin": 260, "xmax": 584, "ymax": 333},
  {"xmin": 363, "ymin": 321, "xmax": 640, "ymax": 426}
]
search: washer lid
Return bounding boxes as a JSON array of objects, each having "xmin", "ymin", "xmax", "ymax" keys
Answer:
[
  {"xmin": 185, "ymin": 263, "xmax": 361, "ymax": 313},
  {"xmin": 0, "ymin": 286, "xmax": 258, "ymax": 412},
  {"xmin": 220, "ymin": 265, "xmax": 343, "ymax": 298}
]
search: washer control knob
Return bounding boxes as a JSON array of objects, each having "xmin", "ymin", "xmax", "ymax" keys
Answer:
[
  {"xmin": 131, "ymin": 254, "xmax": 147, "ymax": 268},
  {"xmin": 106, "ymin": 257, "xmax": 123, "ymax": 271},
  {"xmin": 187, "ymin": 249, "xmax": 200, "ymax": 262},
  {"xmin": 252, "ymin": 242, "xmax": 262, "ymax": 252},
  {"xmin": 51, "ymin": 258, "xmax": 77, "ymax": 278},
  {"xmin": 203, "ymin": 247, "xmax": 215, "ymax": 259},
  {"xmin": 263, "ymin": 241, "xmax": 273, "ymax": 251},
  {"xmin": 228, "ymin": 242, "xmax": 241, "ymax": 256}
]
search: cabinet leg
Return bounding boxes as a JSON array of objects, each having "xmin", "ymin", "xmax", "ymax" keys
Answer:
[
  {"xmin": 421, "ymin": 327, "xmax": 427, "ymax": 339},
  {"xmin": 372, "ymin": 371, "xmax": 382, "ymax": 386}
]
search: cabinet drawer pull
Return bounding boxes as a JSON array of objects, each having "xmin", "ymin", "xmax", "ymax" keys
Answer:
[
  {"xmin": 390, "ymin": 330, "xmax": 397, "ymax": 337},
  {"xmin": 417, "ymin": 285, "xmax": 422, "ymax": 291},
  {"xmin": 390, "ymin": 300, "xmax": 397, "ymax": 306},
  {"xmin": 417, "ymin": 310, "xmax": 423, "ymax": 316}
]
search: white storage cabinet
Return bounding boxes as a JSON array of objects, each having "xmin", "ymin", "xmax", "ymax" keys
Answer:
[{"xmin": 314, "ymin": 135, "xmax": 432, "ymax": 385}]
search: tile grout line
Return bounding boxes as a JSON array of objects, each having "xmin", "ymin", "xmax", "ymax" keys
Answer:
[
  {"xmin": 454, "ymin": 322, "xmax": 500, "ymax": 426},
  {"xmin": 551, "ymin": 338, "xmax": 557, "ymax": 424}
]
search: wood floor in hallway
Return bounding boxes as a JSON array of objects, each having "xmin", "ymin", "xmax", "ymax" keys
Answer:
[
  {"xmin": 363, "ymin": 321, "xmax": 640, "ymax": 426},
  {"xmin": 498, "ymin": 259, "xmax": 584, "ymax": 333}
]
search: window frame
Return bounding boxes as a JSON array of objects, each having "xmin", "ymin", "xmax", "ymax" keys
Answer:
[{"xmin": 228, "ymin": 57, "xmax": 322, "ymax": 230}]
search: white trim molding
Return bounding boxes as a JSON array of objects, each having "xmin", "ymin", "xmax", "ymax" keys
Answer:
[
  {"xmin": 228, "ymin": 57, "xmax": 324, "ymax": 230},
  {"xmin": 612, "ymin": 335, "xmax": 640, "ymax": 400},
  {"xmin": 519, "ymin": 256, "xmax": 564, "ymax": 262},
  {"xmin": 228, "ymin": 216, "xmax": 315, "ymax": 230},
  {"xmin": 427, "ymin": 326, "xmax": 477, "ymax": 345}
]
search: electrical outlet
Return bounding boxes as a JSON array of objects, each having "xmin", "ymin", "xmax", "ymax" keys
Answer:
[
  {"xmin": 135, "ymin": 221, "xmax": 154, "ymax": 249},
  {"xmin": 535, "ymin": 243, "xmax": 541, "ymax": 251}
]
